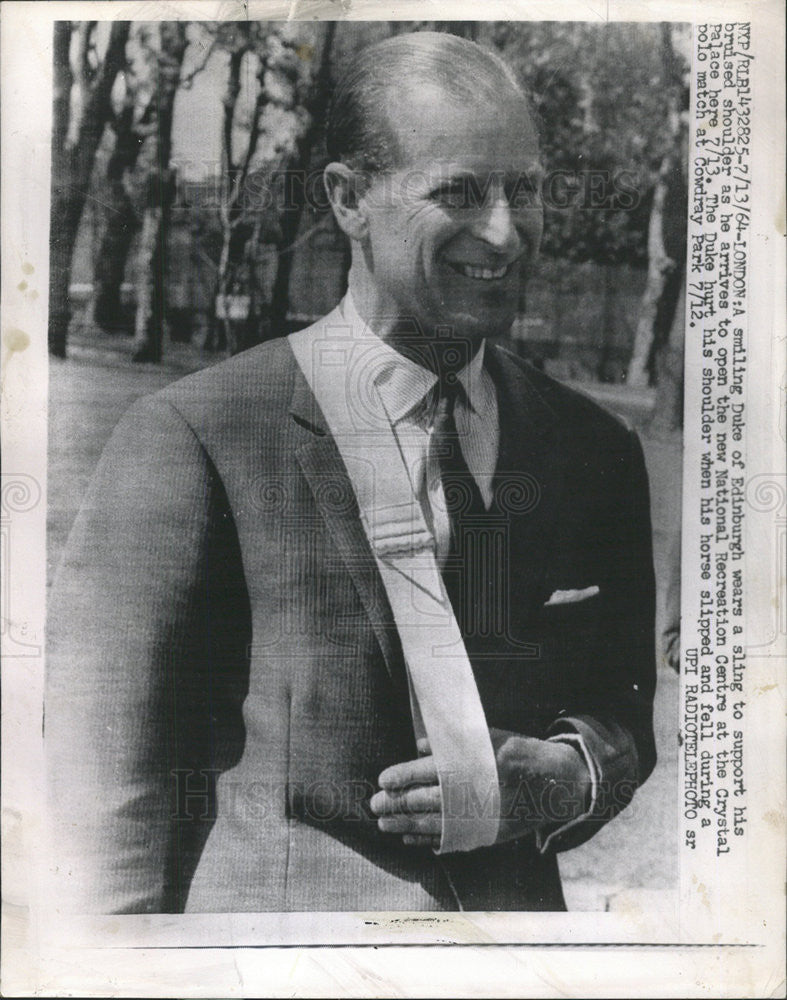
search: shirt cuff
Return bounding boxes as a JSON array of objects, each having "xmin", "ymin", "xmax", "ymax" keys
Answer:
[{"xmin": 535, "ymin": 732, "xmax": 600, "ymax": 854}]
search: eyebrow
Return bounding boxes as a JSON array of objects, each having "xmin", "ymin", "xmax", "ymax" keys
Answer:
[
  {"xmin": 427, "ymin": 166, "xmax": 544, "ymax": 199},
  {"xmin": 429, "ymin": 162, "xmax": 544, "ymax": 183}
]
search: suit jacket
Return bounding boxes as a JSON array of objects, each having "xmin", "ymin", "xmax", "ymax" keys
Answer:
[{"xmin": 47, "ymin": 314, "xmax": 657, "ymax": 914}]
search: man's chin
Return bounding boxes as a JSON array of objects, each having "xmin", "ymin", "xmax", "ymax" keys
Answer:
[
  {"xmin": 406, "ymin": 299, "xmax": 516, "ymax": 346},
  {"xmin": 445, "ymin": 308, "xmax": 516, "ymax": 344}
]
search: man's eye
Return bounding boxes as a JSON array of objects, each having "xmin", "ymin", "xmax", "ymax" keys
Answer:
[{"xmin": 430, "ymin": 183, "xmax": 473, "ymax": 209}]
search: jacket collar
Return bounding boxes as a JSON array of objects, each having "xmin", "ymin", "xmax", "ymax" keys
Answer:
[
  {"xmin": 484, "ymin": 343, "xmax": 560, "ymax": 442},
  {"xmin": 288, "ymin": 306, "xmax": 344, "ymax": 435}
]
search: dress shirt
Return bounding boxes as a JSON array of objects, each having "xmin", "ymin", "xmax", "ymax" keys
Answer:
[
  {"xmin": 340, "ymin": 293, "xmax": 498, "ymax": 567},
  {"xmin": 338, "ymin": 292, "xmax": 598, "ymax": 848}
]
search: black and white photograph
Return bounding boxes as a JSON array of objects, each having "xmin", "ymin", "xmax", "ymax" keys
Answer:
[
  {"xmin": 1, "ymin": 2, "xmax": 784, "ymax": 996},
  {"xmin": 44, "ymin": 18, "xmax": 685, "ymax": 916}
]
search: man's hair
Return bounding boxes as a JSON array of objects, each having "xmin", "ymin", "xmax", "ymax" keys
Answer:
[{"xmin": 326, "ymin": 31, "xmax": 528, "ymax": 174}]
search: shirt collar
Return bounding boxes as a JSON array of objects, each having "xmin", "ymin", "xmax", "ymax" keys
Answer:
[{"xmin": 339, "ymin": 291, "xmax": 486, "ymax": 424}]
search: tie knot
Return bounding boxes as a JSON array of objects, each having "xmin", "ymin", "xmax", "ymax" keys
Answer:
[
  {"xmin": 438, "ymin": 369, "xmax": 463, "ymax": 398},
  {"xmin": 431, "ymin": 381, "xmax": 464, "ymax": 440},
  {"xmin": 432, "ymin": 372, "xmax": 465, "ymax": 417}
]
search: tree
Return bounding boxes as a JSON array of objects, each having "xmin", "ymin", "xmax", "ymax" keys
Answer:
[
  {"xmin": 491, "ymin": 22, "xmax": 668, "ymax": 266},
  {"xmin": 131, "ymin": 22, "xmax": 189, "ymax": 363},
  {"xmin": 87, "ymin": 23, "xmax": 216, "ymax": 340},
  {"xmin": 268, "ymin": 22, "xmax": 336, "ymax": 336},
  {"xmin": 627, "ymin": 23, "xmax": 689, "ymax": 391},
  {"xmin": 208, "ymin": 21, "xmax": 337, "ymax": 355},
  {"xmin": 488, "ymin": 22, "xmax": 690, "ymax": 391},
  {"xmin": 626, "ymin": 160, "xmax": 687, "ymax": 389},
  {"xmin": 48, "ymin": 21, "xmax": 131, "ymax": 357},
  {"xmin": 88, "ymin": 71, "xmax": 143, "ymax": 333},
  {"xmin": 207, "ymin": 22, "xmax": 259, "ymax": 355},
  {"xmin": 648, "ymin": 273, "xmax": 685, "ymax": 435}
]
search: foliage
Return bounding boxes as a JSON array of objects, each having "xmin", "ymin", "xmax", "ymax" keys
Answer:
[
  {"xmin": 65, "ymin": 19, "xmax": 689, "ymax": 367},
  {"xmin": 487, "ymin": 22, "xmax": 689, "ymax": 265}
]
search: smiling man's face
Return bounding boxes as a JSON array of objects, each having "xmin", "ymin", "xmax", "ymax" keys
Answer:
[{"xmin": 358, "ymin": 84, "xmax": 544, "ymax": 348}]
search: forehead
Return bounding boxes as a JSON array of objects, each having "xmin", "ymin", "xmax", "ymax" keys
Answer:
[{"xmin": 386, "ymin": 83, "xmax": 539, "ymax": 173}]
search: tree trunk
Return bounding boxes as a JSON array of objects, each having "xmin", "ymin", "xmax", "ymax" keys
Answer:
[
  {"xmin": 627, "ymin": 23, "xmax": 688, "ymax": 389},
  {"xmin": 268, "ymin": 205, "xmax": 300, "ymax": 337},
  {"xmin": 90, "ymin": 99, "xmax": 143, "ymax": 333},
  {"xmin": 92, "ymin": 201, "xmax": 137, "ymax": 332},
  {"xmin": 48, "ymin": 22, "xmax": 80, "ymax": 357},
  {"xmin": 132, "ymin": 22, "xmax": 188, "ymax": 363},
  {"xmin": 648, "ymin": 273, "xmax": 685, "ymax": 436},
  {"xmin": 51, "ymin": 22, "xmax": 72, "ymax": 154},
  {"xmin": 208, "ymin": 40, "xmax": 248, "ymax": 355},
  {"xmin": 48, "ymin": 21, "xmax": 130, "ymax": 356},
  {"xmin": 132, "ymin": 206, "xmax": 164, "ymax": 361},
  {"xmin": 626, "ymin": 159, "xmax": 674, "ymax": 387},
  {"xmin": 214, "ymin": 222, "xmax": 254, "ymax": 356},
  {"xmin": 651, "ymin": 267, "xmax": 685, "ymax": 674},
  {"xmin": 243, "ymin": 213, "xmax": 271, "ymax": 347},
  {"xmin": 268, "ymin": 22, "xmax": 336, "ymax": 338},
  {"xmin": 595, "ymin": 263, "xmax": 616, "ymax": 381}
]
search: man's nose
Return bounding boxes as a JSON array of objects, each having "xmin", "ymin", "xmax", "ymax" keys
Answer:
[{"xmin": 470, "ymin": 198, "xmax": 522, "ymax": 256}]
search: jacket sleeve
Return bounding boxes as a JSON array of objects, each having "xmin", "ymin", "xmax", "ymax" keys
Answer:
[
  {"xmin": 46, "ymin": 394, "xmax": 250, "ymax": 914},
  {"xmin": 538, "ymin": 427, "xmax": 658, "ymax": 854}
]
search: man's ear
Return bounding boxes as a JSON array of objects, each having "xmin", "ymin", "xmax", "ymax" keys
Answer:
[{"xmin": 324, "ymin": 162, "xmax": 370, "ymax": 241}]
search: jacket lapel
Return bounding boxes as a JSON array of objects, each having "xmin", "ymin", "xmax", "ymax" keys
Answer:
[
  {"xmin": 486, "ymin": 346, "xmax": 565, "ymax": 611},
  {"xmin": 288, "ymin": 349, "xmax": 409, "ymax": 706}
]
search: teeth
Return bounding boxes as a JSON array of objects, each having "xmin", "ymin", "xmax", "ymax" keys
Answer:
[{"xmin": 451, "ymin": 262, "xmax": 510, "ymax": 280}]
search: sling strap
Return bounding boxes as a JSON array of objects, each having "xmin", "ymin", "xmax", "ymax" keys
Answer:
[{"xmin": 289, "ymin": 321, "xmax": 500, "ymax": 853}]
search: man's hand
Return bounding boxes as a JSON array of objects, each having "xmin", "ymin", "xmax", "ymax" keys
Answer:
[
  {"xmin": 370, "ymin": 738, "xmax": 442, "ymax": 849},
  {"xmin": 370, "ymin": 732, "xmax": 592, "ymax": 849}
]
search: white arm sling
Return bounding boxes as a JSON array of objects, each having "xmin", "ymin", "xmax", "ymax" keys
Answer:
[{"xmin": 290, "ymin": 323, "xmax": 500, "ymax": 853}]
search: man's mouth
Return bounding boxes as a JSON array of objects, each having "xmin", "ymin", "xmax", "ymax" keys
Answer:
[{"xmin": 445, "ymin": 260, "xmax": 514, "ymax": 281}]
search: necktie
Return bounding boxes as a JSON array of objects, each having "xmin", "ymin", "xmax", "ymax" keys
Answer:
[
  {"xmin": 431, "ymin": 381, "xmax": 487, "ymax": 527},
  {"xmin": 428, "ymin": 382, "xmax": 488, "ymax": 633}
]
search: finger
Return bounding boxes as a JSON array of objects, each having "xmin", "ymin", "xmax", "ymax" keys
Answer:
[
  {"xmin": 378, "ymin": 754, "xmax": 438, "ymax": 791},
  {"xmin": 416, "ymin": 737, "xmax": 432, "ymax": 757},
  {"xmin": 369, "ymin": 785, "xmax": 442, "ymax": 815},
  {"xmin": 402, "ymin": 834, "xmax": 440, "ymax": 848},
  {"xmin": 377, "ymin": 812, "xmax": 442, "ymax": 835}
]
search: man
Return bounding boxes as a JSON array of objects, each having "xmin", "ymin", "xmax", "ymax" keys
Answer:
[{"xmin": 47, "ymin": 31, "xmax": 656, "ymax": 913}]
